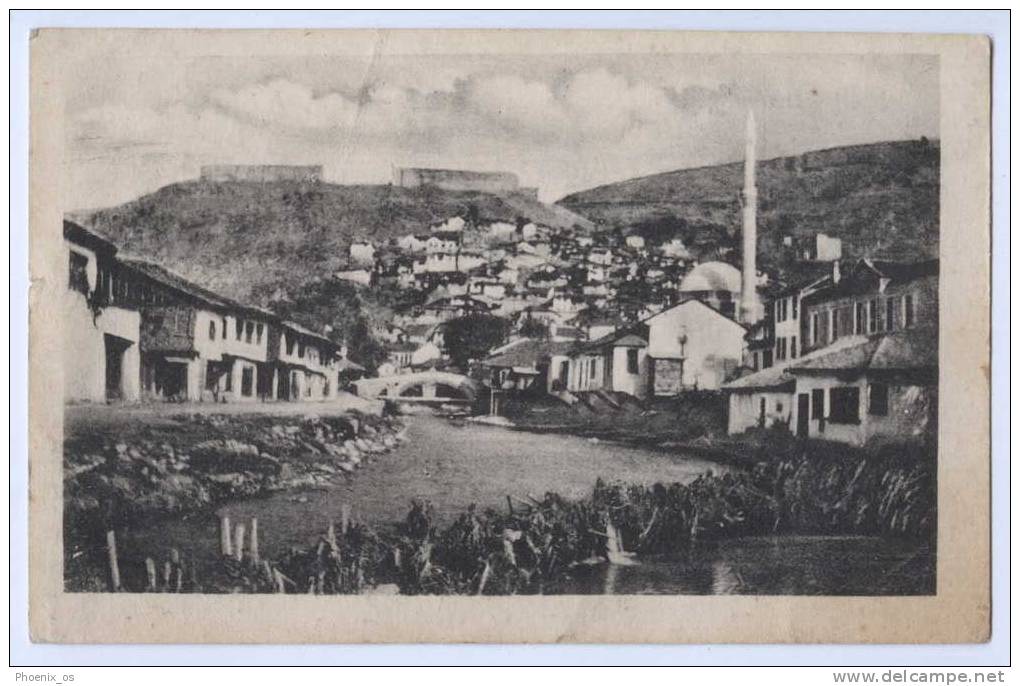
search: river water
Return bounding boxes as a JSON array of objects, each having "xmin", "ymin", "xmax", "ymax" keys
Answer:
[{"xmin": 123, "ymin": 416, "xmax": 933, "ymax": 595}]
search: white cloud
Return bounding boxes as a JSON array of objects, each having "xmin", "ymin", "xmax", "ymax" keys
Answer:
[{"xmin": 63, "ymin": 54, "xmax": 938, "ymax": 209}]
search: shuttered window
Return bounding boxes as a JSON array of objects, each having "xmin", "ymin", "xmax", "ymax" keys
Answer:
[{"xmin": 829, "ymin": 386, "xmax": 861, "ymax": 424}]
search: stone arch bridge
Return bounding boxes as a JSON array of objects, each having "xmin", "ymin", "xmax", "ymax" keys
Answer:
[{"xmin": 353, "ymin": 371, "xmax": 480, "ymax": 404}]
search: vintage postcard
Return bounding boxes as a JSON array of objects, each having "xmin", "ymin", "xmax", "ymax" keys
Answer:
[{"xmin": 28, "ymin": 28, "xmax": 990, "ymax": 643}]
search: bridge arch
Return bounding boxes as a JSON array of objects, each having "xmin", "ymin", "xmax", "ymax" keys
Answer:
[{"xmin": 353, "ymin": 371, "xmax": 479, "ymax": 401}]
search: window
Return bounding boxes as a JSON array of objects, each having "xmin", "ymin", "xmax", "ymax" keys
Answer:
[
  {"xmin": 829, "ymin": 386, "xmax": 861, "ymax": 424},
  {"xmin": 589, "ymin": 358, "xmax": 597, "ymax": 379},
  {"xmin": 869, "ymin": 383, "xmax": 889, "ymax": 416},
  {"xmin": 235, "ymin": 319, "xmax": 243, "ymax": 340},
  {"xmin": 68, "ymin": 251, "xmax": 89, "ymax": 294},
  {"xmin": 173, "ymin": 310, "xmax": 189, "ymax": 334},
  {"xmin": 790, "ymin": 336, "xmax": 797, "ymax": 358},
  {"xmin": 869, "ymin": 299, "xmax": 879, "ymax": 333},
  {"xmin": 886, "ymin": 298, "xmax": 896, "ymax": 332},
  {"xmin": 223, "ymin": 367, "xmax": 233, "ymax": 392},
  {"xmin": 245, "ymin": 321, "xmax": 254, "ymax": 344},
  {"xmin": 256, "ymin": 323, "xmax": 264, "ymax": 344},
  {"xmin": 830, "ymin": 309, "xmax": 838, "ymax": 341},
  {"xmin": 855, "ymin": 302, "xmax": 866, "ymax": 334},
  {"xmin": 222, "ymin": 317, "xmax": 228, "ymax": 339},
  {"xmin": 811, "ymin": 388, "xmax": 825, "ymax": 419},
  {"xmin": 208, "ymin": 320, "xmax": 216, "ymax": 340},
  {"xmin": 811, "ymin": 314, "xmax": 820, "ymax": 345},
  {"xmin": 776, "ymin": 401, "xmax": 784, "ymax": 413},
  {"xmin": 285, "ymin": 333, "xmax": 295, "ymax": 356},
  {"xmin": 791, "ymin": 296, "xmax": 798, "ymax": 320},
  {"xmin": 626, "ymin": 348, "xmax": 639, "ymax": 374},
  {"xmin": 903, "ymin": 294, "xmax": 915, "ymax": 328},
  {"xmin": 298, "ymin": 342, "xmax": 306, "ymax": 358}
]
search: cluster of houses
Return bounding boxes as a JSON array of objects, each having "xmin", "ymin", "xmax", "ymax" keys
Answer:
[
  {"xmin": 478, "ymin": 255, "xmax": 938, "ymax": 448},
  {"xmin": 63, "ymin": 220, "xmax": 363, "ymax": 405},
  {"xmin": 341, "ymin": 211, "xmax": 707, "ymax": 376},
  {"xmin": 474, "ymin": 113, "xmax": 938, "ymax": 448}
]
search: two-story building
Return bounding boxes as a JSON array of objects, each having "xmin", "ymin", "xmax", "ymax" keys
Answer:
[
  {"xmin": 62, "ymin": 221, "xmax": 142, "ymax": 403},
  {"xmin": 118, "ymin": 259, "xmax": 274, "ymax": 402},
  {"xmin": 723, "ymin": 259, "xmax": 939, "ymax": 446},
  {"xmin": 272, "ymin": 320, "xmax": 342, "ymax": 400},
  {"xmin": 799, "ymin": 259, "xmax": 938, "ymax": 355}
]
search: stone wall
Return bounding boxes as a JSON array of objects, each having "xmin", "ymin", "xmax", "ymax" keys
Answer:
[
  {"xmin": 200, "ymin": 165, "xmax": 323, "ymax": 183},
  {"xmin": 392, "ymin": 167, "xmax": 519, "ymax": 193}
]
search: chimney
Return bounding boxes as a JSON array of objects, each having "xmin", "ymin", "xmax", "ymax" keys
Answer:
[{"xmin": 739, "ymin": 109, "xmax": 763, "ymax": 324}]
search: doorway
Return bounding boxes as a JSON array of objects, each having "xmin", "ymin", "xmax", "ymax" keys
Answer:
[
  {"xmin": 103, "ymin": 334, "xmax": 132, "ymax": 401},
  {"xmin": 796, "ymin": 393, "xmax": 810, "ymax": 437}
]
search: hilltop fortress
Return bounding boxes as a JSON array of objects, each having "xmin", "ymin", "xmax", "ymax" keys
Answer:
[
  {"xmin": 393, "ymin": 167, "xmax": 536, "ymax": 197},
  {"xmin": 200, "ymin": 165, "xmax": 324, "ymax": 183}
]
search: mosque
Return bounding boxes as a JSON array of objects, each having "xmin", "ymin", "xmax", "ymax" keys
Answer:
[{"xmin": 676, "ymin": 109, "xmax": 763, "ymax": 325}]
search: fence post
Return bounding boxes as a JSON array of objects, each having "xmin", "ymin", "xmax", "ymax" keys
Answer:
[
  {"xmin": 249, "ymin": 518, "xmax": 259, "ymax": 566},
  {"xmin": 105, "ymin": 530, "xmax": 121, "ymax": 592},
  {"xmin": 341, "ymin": 504, "xmax": 351, "ymax": 535},
  {"xmin": 220, "ymin": 515, "xmax": 232, "ymax": 557},
  {"xmin": 233, "ymin": 523, "xmax": 246, "ymax": 562},
  {"xmin": 145, "ymin": 557, "xmax": 157, "ymax": 592}
]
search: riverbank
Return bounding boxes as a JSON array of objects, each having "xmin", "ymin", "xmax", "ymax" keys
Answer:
[
  {"xmin": 66, "ymin": 413, "xmax": 935, "ymax": 595},
  {"xmin": 64, "ymin": 405, "xmax": 405, "ymax": 590},
  {"xmin": 102, "ymin": 444, "xmax": 933, "ymax": 595},
  {"xmin": 487, "ymin": 390, "xmax": 743, "ymax": 456}
]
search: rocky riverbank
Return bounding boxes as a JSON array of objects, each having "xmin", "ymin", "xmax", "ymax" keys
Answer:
[{"xmin": 64, "ymin": 409, "xmax": 405, "ymax": 589}]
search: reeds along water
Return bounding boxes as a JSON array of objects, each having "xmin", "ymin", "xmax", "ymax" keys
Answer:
[{"xmin": 85, "ymin": 445, "xmax": 934, "ymax": 595}]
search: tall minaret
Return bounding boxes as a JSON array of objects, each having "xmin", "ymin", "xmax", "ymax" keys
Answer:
[{"xmin": 740, "ymin": 109, "xmax": 763, "ymax": 324}]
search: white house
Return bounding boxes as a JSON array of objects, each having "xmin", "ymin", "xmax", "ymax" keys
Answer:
[
  {"xmin": 349, "ymin": 241, "xmax": 376, "ymax": 266},
  {"xmin": 335, "ymin": 269, "xmax": 372, "ymax": 286},
  {"xmin": 565, "ymin": 331, "xmax": 648, "ymax": 398},
  {"xmin": 660, "ymin": 238, "xmax": 691, "ymax": 259},
  {"xmin": 645, "ymin": 299, "xmax": 746, "ymax": 393},
  {"xmin": 625, "ymin": 235, "xmax": 645, "ymax": 250},
  {"xmin": 431, "ymin": 216, "xmax": 466, "ymax": 233},
  {"xmin": 398, "ymin": 233, "xmax": 429, "ymax": 253},
  {"xmin": 63, "ymin": 221, "xmax": 142, "ymax": 403}
]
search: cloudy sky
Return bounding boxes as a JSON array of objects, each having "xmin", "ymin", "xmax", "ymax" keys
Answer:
[{"xmin": 64, "ymin": 52, "xmax": 938, "ymax": 210}]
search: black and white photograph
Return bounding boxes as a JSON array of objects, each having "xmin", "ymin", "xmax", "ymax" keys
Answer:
[{"xmin": 25, "ymin": 26, "xmax": 993, "ymax": 646}]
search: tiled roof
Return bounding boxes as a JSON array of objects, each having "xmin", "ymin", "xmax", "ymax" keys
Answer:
[
  {"xmin": 63, "ymin": 220, "xmax": 117, "ymax": 255},
  {"xmin": 480, "ymin": 338, "xmax": 576, "ymax": 368},
  {"xmin": 121, "ymin": 258, "xmax": 266, "ymax": 316},
  {"xmin": 790, "ymin": 326, "xmax": 937, "ymax": 373},
  {"xmin": 723, "ymin": 334, "xmax": 874, "ymax": 392}
]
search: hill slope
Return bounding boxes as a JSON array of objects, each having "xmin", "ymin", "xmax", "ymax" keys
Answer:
[
  {"xmin": 557, "ymin": 139, "xmax": 940, "ymax": 268},
  {"xmin": 74, "ymin": 180, "xmax": 594, "ymax": 305}
]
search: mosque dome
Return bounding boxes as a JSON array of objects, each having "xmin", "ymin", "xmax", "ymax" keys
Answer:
[{"xmin": 679, "ymin": 261, "xmax": 742, "ymax": 294}]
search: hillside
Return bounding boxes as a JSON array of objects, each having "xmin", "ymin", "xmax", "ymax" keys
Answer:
[
  {"xmin": 74, "ymin": 180, "xmax": 594, "ymax": 305},
  {"xmin": 557, "ymin": 139, "xmax": 940, "ymax": 269}
]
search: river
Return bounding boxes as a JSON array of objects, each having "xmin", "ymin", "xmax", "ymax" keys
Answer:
[{"xmin": 122, "ymin": 416, "xmax": 934, "ymax": 595}]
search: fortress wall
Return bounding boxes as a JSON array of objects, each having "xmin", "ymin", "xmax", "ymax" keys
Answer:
[
  {"xmin": 393, "ymin": 167, "xmax": 519, "ymax": 193},
  {"xmin": 200, "ymin": 165, "xmax": 323, "ymax": 183}
]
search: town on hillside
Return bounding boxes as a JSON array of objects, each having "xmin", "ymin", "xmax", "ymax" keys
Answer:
[
  {"xmin": 65, "ymin": 112, "xmax": 937, "ymax": 451},
  {"xmin": 59, "ymin": 64, "xmax": 941, "ymax": 601}
]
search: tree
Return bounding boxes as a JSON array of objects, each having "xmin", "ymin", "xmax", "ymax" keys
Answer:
[
  {"xmin": 518, "ymin": 316, "xmax": 550, "ymax": 340},
  {"xmin": 443, "ymin": 314, "xmax": 511, "ymax": 371},
  {"xmin": 265, "ymin": 278, "xmax": 389, "ymax": 373}
]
